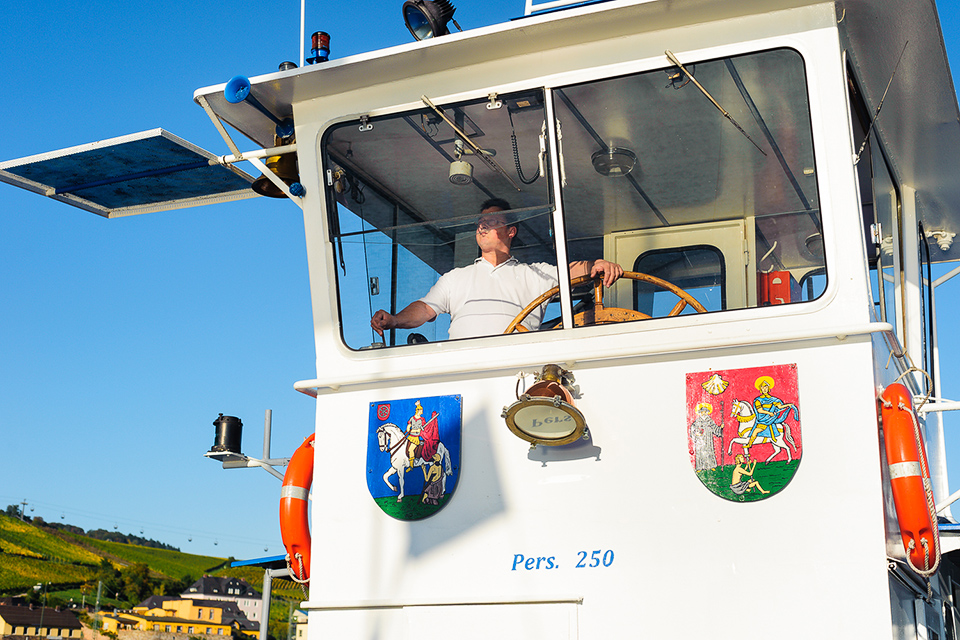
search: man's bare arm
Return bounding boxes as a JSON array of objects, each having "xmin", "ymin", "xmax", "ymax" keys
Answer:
[
  {"xmin": 371, "ymin": 301, "xmax": 438, "ymax": 337},
  {"xmin": 569, "ymin": 259, "xmax": 624, "ymax": 288}
]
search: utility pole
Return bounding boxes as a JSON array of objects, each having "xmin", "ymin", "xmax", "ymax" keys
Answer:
[
  {"xmin": 39, "ymin": 583, "xmax": 47, "ymax": 635},
  {"xmin": 287, "ymin": 601, "xmax": 293, "ymax": 640},
  {"xmin": 94, "ymin": 581, "xmax": 103, "ymax": 631},
  {"xmin": 19, "ymin": 499, "xmax": 27, "ymax": 521}
]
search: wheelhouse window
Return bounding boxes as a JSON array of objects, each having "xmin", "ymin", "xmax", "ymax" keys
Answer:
[
  {"xmin": 324, "ymin": 89, "xmax": 553, "ymax": 349},
  {"xmin": 557, "ymin": 48, "xmax": 822, "ymax": 322},
  {"xmin": 322, "ymin": 48, "xmax": 823, "ymax": 350},
  {"xmin": 633, "ymin": 246, "xmax": 725, "ymax": 315}
]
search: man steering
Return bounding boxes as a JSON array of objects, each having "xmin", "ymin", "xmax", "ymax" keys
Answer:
[{"xmin": 371, "ymin": 198, "xmax": 623, "ymax": 340}]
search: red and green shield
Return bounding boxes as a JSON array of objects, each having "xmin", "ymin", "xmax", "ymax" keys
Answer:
[{"xmin": 686, "ymin": 364, "xmax": 802, "ymax": 502}]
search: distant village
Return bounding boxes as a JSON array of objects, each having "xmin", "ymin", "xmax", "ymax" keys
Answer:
[{"xmin": 0, "ymin": 576, "xmax": 306, "ymax": 640}]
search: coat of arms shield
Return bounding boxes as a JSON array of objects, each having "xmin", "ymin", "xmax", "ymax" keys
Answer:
[
  {"xmin": 366, "ymin": 394, "xmax": 462, "ymax": 520},
  {"xmin": 686, "ymin": 364, "xmax": 802, "ymax": 501}
]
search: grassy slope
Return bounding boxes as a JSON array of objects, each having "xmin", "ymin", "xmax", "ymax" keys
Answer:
[
  {"xmin": 60, "ymin": 533, "xmax": 225, "ymax": 579},
  {"xmin": 0, "ymin": 514, "xmax": 225, "ymax": 594},
  {"xmin": 0, "ymin": 516, "xmax": 101, "ymax": 565},
  {"xmin": 0, "ymin": 555, "xmax": 97, "ymax": 592},
  {"xmin": 0, "ymin": 513, "xmax": 302, "ymax": 624}
]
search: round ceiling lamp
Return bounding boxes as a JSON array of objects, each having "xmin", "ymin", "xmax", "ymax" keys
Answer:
[{"xmin": 591, "ymin": 146, "xmax": 638, "ymax": 177}]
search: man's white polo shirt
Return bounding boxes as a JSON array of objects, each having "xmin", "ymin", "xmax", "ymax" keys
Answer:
[{"xmin": 419, "ymin": 256, "xmax": 559, "ymax": 339}]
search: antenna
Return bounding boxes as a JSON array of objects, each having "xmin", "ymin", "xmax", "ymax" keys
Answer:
[{"xmin": 854, "ymin": 41, "xmax": 909, "ymax": 165}]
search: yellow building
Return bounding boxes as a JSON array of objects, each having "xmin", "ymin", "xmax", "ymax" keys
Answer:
[
  {"xmin": 98, "ymin": 596, "xmax": 258, "ymax": 637},
  {"xmin": 0, "ymin": 604, "xmax": 83, "ymax": 638}
]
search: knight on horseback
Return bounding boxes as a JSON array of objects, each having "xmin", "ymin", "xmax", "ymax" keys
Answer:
[
  {"xmin": 405, "ymin": 401, "xmax": 441, "ymax": 478},
  {"xmin": 406, "ymin": 401, "xmax": 427, "ymax": 469},
  {"xmin": 745, "ymin": 376, "xmax": 799, "ymax": 452}
]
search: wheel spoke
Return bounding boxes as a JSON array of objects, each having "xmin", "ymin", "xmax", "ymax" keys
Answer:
[
  {"xmin": 668, "ymin": 299, "xmax": 688, "ymax": 316},
  {"xmin": 504, "ymin": 271, "xmax": 704, "ymax": 333}
]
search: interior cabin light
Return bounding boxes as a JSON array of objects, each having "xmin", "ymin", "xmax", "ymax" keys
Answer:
[
  {"xmin": 591, "ymin": 146, "xmax": 638, "ymax": 177},
  {"xmin": 449, "ymin": 139, "xmax": 473, "ymax": 185},
  {"xmin": 449, "ymin": 160, "xmax": 473, "ymax": 184},
  {"xmin": 502, "ymin": 365, "xmax": 587, "ymax": 447},
  {"xmin": 802, "ymin": 232, "xmax": 824, "ymax": 260},
  {"xmin": 403, "ymin": 0, "xmax": 461, "ymax": 41}
]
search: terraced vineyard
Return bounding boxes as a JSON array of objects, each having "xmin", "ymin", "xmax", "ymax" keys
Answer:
[
  {"xmin": 0, "ymin": 516, "xmax": 101, "ymax": 565},
  {"xmin": 0, "ymin": 514, "xmax": 225, "ymax": 595},
  {"xmin": 0, "ymin": 512, "xmax": 300, "ymax": 626},
  {"xmin": 60, "ymin": 533, "xmax": 224, "ymax": 579},
  {"xmin": 0, "ymin": 555, "xmax": 96, "ymax": 592}
]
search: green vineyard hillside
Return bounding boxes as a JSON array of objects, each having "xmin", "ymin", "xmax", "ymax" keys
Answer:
[{"xmin": 0, "ymin": 513, "xmax": 225, "ymax": 596}]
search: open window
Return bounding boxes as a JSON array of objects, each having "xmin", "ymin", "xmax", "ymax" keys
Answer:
[{"xmin": 850, "ymin": 64, "xmax": 902, "ymax": 338}]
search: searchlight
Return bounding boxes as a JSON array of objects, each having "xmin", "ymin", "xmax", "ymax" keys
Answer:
[{"xmin": 403, "ymin": 0, "xmax": 461, "ymax": 41}]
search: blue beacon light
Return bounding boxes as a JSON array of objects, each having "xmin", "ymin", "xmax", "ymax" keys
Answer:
[{"xmin": 223, "ymin": 75, "xmax": 295, "ymax": 139}]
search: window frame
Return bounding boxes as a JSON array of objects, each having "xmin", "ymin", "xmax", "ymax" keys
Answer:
[{"xmin": 319, "ymin": 45, "xmax": 825, "ymax": 352}]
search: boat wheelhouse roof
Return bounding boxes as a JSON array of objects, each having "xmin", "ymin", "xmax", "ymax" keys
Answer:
[{"xmin": 195, "ymin": 0, "xmax": 960, "ymax": 262}]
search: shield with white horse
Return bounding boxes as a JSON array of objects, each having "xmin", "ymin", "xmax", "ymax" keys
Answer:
[
  {"xmin": 367, "ymin": 394, "xmax": 462, "ymax": 520},
  {"xmin": 686, "ymin": 364, "xmax": 802, "ymax": 502}
]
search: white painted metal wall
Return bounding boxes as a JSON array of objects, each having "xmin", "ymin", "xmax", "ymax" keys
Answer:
[{"xmin": 288, "ymin": 3, "xmax": 906, "ymax": 637}]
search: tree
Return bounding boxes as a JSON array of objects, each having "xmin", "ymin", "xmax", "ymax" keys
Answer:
[
  {"xmin": 92, "ymin": 558, "xmax": 122, "ymax": 597},
  {"xmin": 4, "ymin": 504, "xmax": 30, "ymax": 522},
  {"xmin": 121, "ymin": 562, "xmax": 154, "ymax": 604}
]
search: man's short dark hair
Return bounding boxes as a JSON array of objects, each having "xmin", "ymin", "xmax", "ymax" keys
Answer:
[{"xmin": 480, "ymin": 198, "xmax": 511, "ymax": 213}]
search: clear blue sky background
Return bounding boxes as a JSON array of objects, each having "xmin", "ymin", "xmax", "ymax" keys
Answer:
[{"xmin": 1, "ymin": 1, "xmax": 960, "ymax": 562}]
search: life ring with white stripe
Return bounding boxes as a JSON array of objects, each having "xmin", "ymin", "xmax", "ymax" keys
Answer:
[
  {"xmin": 280, "ymin": 433, "xmax": 315, "ymax": 583},
  {"xmin": 880, "ymin": 383, "xmax": 940, "ymax": 576}
]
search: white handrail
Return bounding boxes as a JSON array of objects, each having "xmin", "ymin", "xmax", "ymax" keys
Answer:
[
  {"xmin": 918, "ymin": 401, "xmax": 960, "ymax": 414},
  {"xmin": 524, "ymin": 0, "xmax": 591, "ymax": 15},
  {"xmin": 216, "ymin": 143, "xmax": 298, "ymax": 165}
]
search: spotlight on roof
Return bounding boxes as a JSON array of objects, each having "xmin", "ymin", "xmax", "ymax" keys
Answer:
[{"xmin": 403, "ymin": 0, "xmax": 461, "ymax": 41}]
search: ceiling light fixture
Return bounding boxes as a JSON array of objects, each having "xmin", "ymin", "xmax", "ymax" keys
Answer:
[
  {"xmin": 449, "ymin": 138, "xmax": 473, "ymax": 185},
  {"xmin": 591, "ymin": 146, "xmax": 638, "ymax": 177}
]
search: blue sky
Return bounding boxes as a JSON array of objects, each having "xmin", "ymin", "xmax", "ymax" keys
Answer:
[{"xmin": 2, "ymin": 1, "xmax": 960, "ymax": 562}]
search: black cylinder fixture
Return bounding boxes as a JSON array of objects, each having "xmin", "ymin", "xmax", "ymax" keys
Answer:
[
  {"xmin": 403, "ymin": 0, "xmax": 458, "ymax": 41},
  {"xmin": 210, "ymin": 413, "xmax": 243, "ymax": 455}
]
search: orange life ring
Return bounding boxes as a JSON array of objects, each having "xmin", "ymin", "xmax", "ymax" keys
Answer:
[
  {"xmin": 880, "ymin": 383, "xmax": 940, "ymax": 575},
  {"xmin": 280, "ymin": 434, "xmax": 315, "ymax": 582}
]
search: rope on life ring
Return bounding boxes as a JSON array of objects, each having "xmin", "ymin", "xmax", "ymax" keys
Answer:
[
  {"xmin": 880, "ymin": 383, "xmax": 940, "ymax": 578},
  {"xmin": 280, "ymin": 434, "xmax": 315, "ymax": 595}
]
